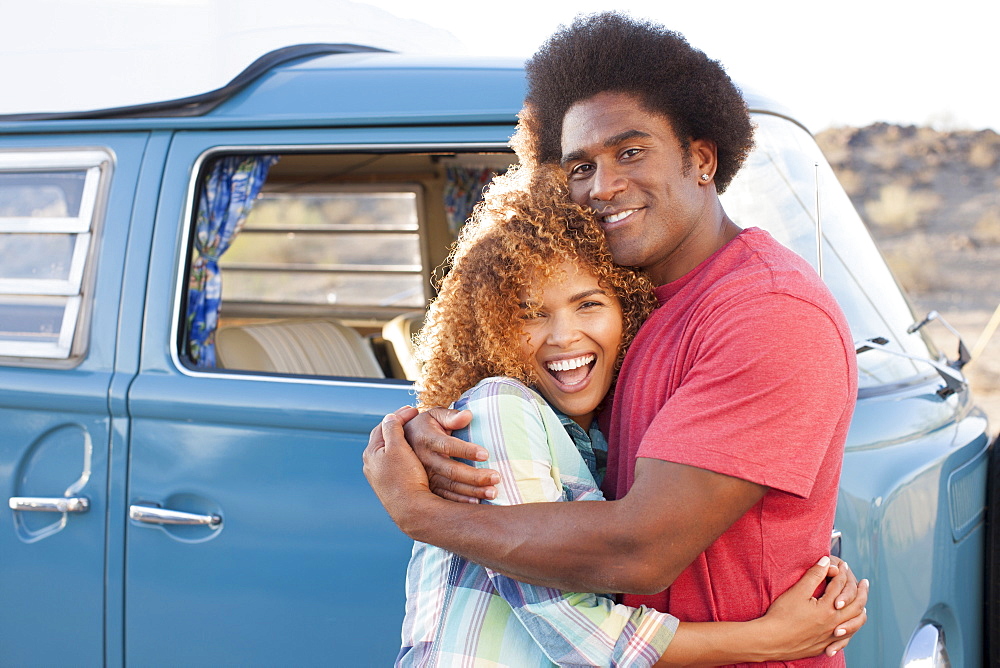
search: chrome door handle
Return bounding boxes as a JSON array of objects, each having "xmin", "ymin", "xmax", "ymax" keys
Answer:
[
  {"xmin": 129, "ymin": 504, "xmax": 222, "ymax": 527},
  {"xmin": 9, "ymin": 496, "xmax": 90, "ymax": 513}
]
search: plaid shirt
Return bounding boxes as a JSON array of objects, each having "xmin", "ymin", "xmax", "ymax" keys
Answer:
[{"xmin": 397, "ymin": 377, "xmax": 677, "ymax": 667}]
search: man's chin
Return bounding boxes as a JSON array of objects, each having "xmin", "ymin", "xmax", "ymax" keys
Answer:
[{"xmin": 607, "ymin": 245, "xmax": 647, "ymax": 270}]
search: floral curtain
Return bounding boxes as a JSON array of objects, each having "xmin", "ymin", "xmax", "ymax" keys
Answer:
[
  {"xmin": 186, "ymin": 155, "xmax": 278, "ymax": 367},
  {"xmin": 443, "ymin": 166, "xmax": 497, "ymax": 235}
]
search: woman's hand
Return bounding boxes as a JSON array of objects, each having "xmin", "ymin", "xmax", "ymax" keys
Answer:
[
  {"xmin": 758, "ymin": 555, "xmax": 869, "ymax": 659},
  {"xmin": 654, "ymin": 555, "xmax": 868, "ymax": 667}
]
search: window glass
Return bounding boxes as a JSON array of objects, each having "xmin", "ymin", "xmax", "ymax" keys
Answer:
[
  {"xmin": 721, "ymin": 114, "xmax": 937, "ymax": 390},
  {"xmin": 182, "ymin": 153, "xmax": 442, "ymax": 379},
  {"xmin": 244, "ymin": 192, "xmax": 418, "ymax": 230},
  {"xmin": 0, "ymin": 295, "xmax": 78, "ymax": 347},
  {"xmin": 0, "ymin": 151, "xmax": 107, "ymax": 360},
  {"xmin": 0, "ymin": 234, "xmax": 78, "ymax": 282},
  {"xmin": 224, "ymin": 231, "xmax": 421, "ymax": 269},
  {"xmin": 222, "ymin": 270, "xmax": 425, "ymax": 308},
  {"xmin": 0, "ymin": 170, "xmax": 87, "ymax": 218},
  {"xmin": 219, "ymin": 188, "xmax": 425, "ymax": 310}
]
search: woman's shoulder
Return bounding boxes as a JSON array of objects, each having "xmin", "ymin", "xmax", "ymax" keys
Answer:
[{"xmin": 455, "ymin": 376, "xmax": 547, "ymax": 410}]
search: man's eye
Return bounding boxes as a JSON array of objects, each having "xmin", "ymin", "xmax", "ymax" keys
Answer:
[
  {"xmin": 622, "ymin": 148, "xmax": 642, "ymax": 159},
  {"xmin": 570, "ymin": 163, "xmax": 593, "ymax": 176}
]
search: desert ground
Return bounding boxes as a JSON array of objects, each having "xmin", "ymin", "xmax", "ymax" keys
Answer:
[{"xmin": 816, "ymin": 123, "xmax": 1000, "ymax": 433}]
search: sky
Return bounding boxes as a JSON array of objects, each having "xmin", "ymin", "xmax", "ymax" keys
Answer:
[{"xmin": 1, "ymin": 0, "xmax": 997, "ymax": 134}]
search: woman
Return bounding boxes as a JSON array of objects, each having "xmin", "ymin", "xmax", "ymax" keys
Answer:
[{"xmin": 396, "ymin": 163, "xmax": 866, "ymax": 667}]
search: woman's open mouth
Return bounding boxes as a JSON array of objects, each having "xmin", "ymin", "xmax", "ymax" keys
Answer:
[{"xmin": 545, "ymin": 354, "xmax": 596, "ymax": 388}]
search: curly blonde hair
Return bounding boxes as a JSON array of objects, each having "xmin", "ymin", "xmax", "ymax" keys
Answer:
[{"xmin": 414, "ymin": 162, "xmax": 657, "ymax": 409}]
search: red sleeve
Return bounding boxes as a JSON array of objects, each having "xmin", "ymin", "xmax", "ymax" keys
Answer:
[{"xmin": 637, "ymin": 292, "xmax": 854, "ymax": 497}]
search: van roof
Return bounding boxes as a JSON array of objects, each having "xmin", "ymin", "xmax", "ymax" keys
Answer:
[{"xmin": 0, "ymin": 44, "xmax": 800, "ymax": 133}]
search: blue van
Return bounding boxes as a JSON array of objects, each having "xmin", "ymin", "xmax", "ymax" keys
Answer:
[{"xmin": 0, "ymin": 45, "xmax": 994, "ymax": 666}]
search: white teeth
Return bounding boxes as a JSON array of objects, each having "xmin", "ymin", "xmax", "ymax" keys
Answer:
[
  {"xmin": 546, "ymin": 354, "xmax": 595, "ymax": 372},
  {"xmin": 603, "ymin": 209, "xmax": 637, "ymax": 224}
]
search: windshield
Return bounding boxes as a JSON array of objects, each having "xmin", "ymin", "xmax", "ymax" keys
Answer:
[{"xmin": 721, "ymin": 113, "xmax": 938, "ymax": 391}]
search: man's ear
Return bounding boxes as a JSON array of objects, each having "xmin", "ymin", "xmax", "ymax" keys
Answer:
[{"xmin": 691, "ymin": 138, "xmax": 718, "ymax": 184}]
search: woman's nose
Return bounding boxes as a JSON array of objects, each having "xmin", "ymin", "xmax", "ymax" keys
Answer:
[{"xmin": 545, "ymin": 314, "xmax": 583, "ymax": 347}]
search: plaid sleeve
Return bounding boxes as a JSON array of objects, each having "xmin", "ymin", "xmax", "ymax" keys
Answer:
[{"xmin": 461, "ymin": 379, "xmax": 678, "ymax": 667}]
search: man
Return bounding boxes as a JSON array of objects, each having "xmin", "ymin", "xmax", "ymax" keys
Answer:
[{"xmin": 364, "ymin": 12, "xmax": 858, "ymax": 666}]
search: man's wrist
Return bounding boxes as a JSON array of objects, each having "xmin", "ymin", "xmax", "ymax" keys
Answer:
[{"xmin": 388, "ymin": 486, "xmax": 451, "ymax": 541}]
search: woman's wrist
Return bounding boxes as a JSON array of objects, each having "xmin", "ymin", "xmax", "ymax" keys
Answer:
[
  {"xmin": 663, "ymin": 619, "xmax": 779, "ymax": 665},
  {"xmin": 741, "ymin": 616, "xmax": 781, "ymax": 662}
]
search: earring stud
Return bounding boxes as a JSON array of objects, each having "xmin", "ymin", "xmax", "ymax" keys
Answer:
[{"xmin": 700, "ymin": 174, "xmax": 711, "ymax": 182}]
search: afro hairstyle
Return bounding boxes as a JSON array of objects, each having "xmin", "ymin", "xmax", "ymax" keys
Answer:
[{"xmin": 523, "ymin": 11, "xmax": 754, "ymax": 193}]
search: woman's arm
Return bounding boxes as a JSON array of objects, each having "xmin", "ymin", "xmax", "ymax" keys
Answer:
[{"xmin": 655, "ymin": 557, "xmax": 869, "ymax": 667}]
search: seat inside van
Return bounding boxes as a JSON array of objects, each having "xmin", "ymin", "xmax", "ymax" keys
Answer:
[
  {"xmin": 216, "ymin": 318, "xmax": 385, "ymax": 378},
  {"xmin": 381, "ymin": 311, "xmax": 424, "ymax": 381}
]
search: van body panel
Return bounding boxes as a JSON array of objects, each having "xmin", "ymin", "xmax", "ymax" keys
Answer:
[
  {"xmin": 840, "ymin": 389, "xmax": 989, "ymax": 664},
  {"xmin": 0, "ymin": 132, "xmax": 151, "ymax": 665}
]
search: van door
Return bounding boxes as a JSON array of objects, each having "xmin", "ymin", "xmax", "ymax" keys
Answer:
[
  {"xmin": 0, "ymin": 135, "xmax": 152, "ymax": 665},
  {"xmin": 123, "ymin": 129, "xmax": 487, "ymax": 665}
]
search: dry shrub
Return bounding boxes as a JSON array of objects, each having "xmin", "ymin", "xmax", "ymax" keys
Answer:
[
  {"xmin": 969, "ymin": 365, "xmax": 1000, "ymax": 393},
  {"xmin": 913, "ymin": 167, "xmax": 936, "ymax": 186},
  {"xmin": 815, "ymin": 133, "xmax": 850, "ymax": 165},
  {"xmin": 834, "ymin": 168, "xmax": 864, "ymax": 197},
  {"xmin": 973, "ymin": 207, "xmax": 1000, "ymax": 244},
  {"xmin": 881, "ymin": 234, "xmax": 939, "ymax": 294},
  {"xmin": 865, "ymin": 183, "xmax": 941, "ymax": 231},
  {"xmin": 871, "ymin": 149, "xmax": 901, "ymax": 171},
  {"xmin": 969, "ymin": 141, "xmax": 997, "ymax": 169}
]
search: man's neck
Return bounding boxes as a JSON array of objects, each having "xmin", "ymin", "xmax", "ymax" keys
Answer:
[{"xmin": 648, "ymin": 214, "xmax": 742, "ymax": 287}]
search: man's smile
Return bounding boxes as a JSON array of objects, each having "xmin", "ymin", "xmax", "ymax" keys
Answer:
[
  {"xmin": 602, "ymin": 208, "xmax": 640, "ymax": 224},
  {"xmin": 596, "ymin": 207, "xmax": 645, "ymax": 232}
]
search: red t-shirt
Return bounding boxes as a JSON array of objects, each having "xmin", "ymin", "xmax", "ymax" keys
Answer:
[{"xmin": 605, "ymin": 228, "xmax": 857, "ymax": 667}]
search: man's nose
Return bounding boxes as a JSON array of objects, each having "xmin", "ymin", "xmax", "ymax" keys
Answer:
[{"xmin": 590, "ymin": 165, "xmax": 627, "ymax": 202}]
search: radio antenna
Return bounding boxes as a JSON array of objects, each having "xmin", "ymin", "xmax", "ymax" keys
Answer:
[{"xmin": 815, "ymin": 162, "xmax": 824, "ymax": 279}]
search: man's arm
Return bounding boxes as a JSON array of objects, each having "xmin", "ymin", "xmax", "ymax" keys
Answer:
[{"xmin": 365, "ymin": 411, "xmax": 765, "ymax": 594}]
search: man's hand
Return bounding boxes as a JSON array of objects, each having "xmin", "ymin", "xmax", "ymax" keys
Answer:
[
  {"xmin": 405, "ymin": 407, "xmax": 500, "ymax": 503},
  {"xmin": 362, "ymin": 408, "xmax": 437, "ymax": 534}
]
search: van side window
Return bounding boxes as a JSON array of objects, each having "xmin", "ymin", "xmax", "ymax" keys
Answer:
[
  {"xmin": 224, "ymin": 187, "xmax": 427, "ymax": 314},
  {"xmin": 180, "ymin": 151, "xmax": 510, "ymax": 381},
  {"xmin": 0, "ymin": 150, "xmax": 110, "ymax": 362}
]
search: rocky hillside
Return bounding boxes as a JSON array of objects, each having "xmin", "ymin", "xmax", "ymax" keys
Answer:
[{"xmin": 815, "ymin": 123, "xmax": 1000, "ymax": 426}]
